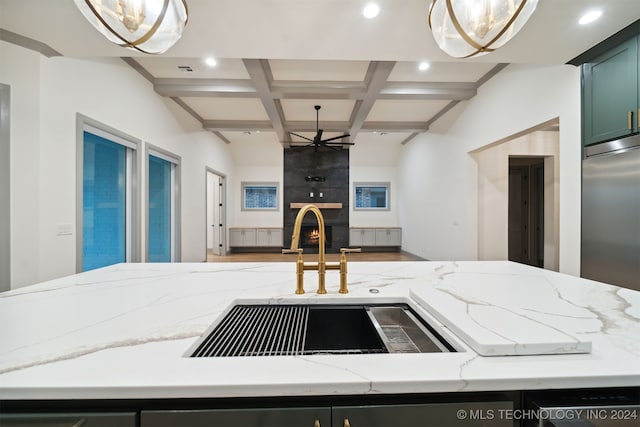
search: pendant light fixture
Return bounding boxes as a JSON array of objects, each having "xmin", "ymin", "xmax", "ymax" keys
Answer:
[
  {"xmin": 428, "ymin": 0, "xmax": 538, "ymax": 58},
  {"xmin": 74, "ymin": 0, "xmax": 189, "ymax": 54}
]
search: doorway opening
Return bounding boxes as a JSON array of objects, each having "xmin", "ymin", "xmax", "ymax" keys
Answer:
[
  {"xmin": 508, "ymin": 157, "xmax": 545, "ymax": 267},
  {"xmin": 471, "ymin": 118, "xmax": 559, "ymax": 271},
  {"xmin": 206, "ymin": 168, "xmax": 226, "ymax": 258}
]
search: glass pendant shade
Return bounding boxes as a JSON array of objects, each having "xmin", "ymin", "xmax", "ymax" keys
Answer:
[
  {"xmin": 429, "ymin": 0, "xmax": 538, "ymax": 58},
  {"xmin": 74, "ymin": 0, "xmax": 188, "ymax": 54}
]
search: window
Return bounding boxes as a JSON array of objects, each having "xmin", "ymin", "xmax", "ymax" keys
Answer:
[
  {"xmin": 147, "ymin": 146, "xmax": 180, "ymax": 262},
  {"xmin": 78, "ymin": 117, "xmax": 139, "ymax": 272},
  {"xmin": 242, "ymin": 182, "xmax": 279, "ymax": 210},
  {"xmin": 354, "ymin": 183, "xmax": 390, "ymax": 210}
]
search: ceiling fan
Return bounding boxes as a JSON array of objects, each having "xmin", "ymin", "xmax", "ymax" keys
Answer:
[{"xmin": 289, "ymin": 105, "xmax": 353, "ymax": 151}]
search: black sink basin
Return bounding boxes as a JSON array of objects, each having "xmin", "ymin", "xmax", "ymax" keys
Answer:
[
  {"xmin": 304, "ymin": 306, "xmax": 386, "ymax": 354},
  {"xmin": 189, "ymin": 303, "xmax": 455, "ymax": 357}
]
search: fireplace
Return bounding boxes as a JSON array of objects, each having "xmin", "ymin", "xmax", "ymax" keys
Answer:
[{"xmin": 301, "ymin": 225, "xmax": 332, "ymax": 249}]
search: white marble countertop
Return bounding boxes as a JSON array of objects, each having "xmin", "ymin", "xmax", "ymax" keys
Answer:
[{"xmin": 0, "ymin": 261, "xmax": 638, "ymax": 400}]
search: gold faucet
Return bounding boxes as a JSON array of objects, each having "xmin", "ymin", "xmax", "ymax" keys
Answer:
[{"xmin": 283, "ymin": 204, "xmax": 361, "ymax": 294}]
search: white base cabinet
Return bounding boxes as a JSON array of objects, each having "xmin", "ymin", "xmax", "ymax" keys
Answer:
[
  {"xmin": 256, "ymin": 228, "xmax": 283, "ymax": 247},
  {"xmin": 230, "ymin": 228, "xmax": 282, "ymax": 248},
  {"xmin": 229, "ymin": 228, "xmax": 257, "ymax": 247},
  {"xmin": 350, "ymin": 227, "xmax": 401, "ymax": 247}
]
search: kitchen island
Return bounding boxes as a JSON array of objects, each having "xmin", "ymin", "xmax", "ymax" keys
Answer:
[{"xmin": 0, "ymin": 261, "xmax": 638, "ymax": 425}]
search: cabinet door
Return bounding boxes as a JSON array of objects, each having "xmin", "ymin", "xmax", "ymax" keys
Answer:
[
  {"xmin": 229, "ymin": 229, "xmax": 257, "ymax": 247},
  {"xmin": 361, "ymin": 229, "xmax": 376, "ymax": 246},
  {"xmin": 229, "ymin": 229, "xmax": 245, "ymax": 247},
  {"xmin": 333, "ymin": 401, "xmax": 513, "ymax": 427},
  {"xmin": 256, "ymin": 229, "xmax": 271, "ymax": 246},
  {"xmin": 256, "ymin": 229, "xmax": 283, "ymax": 247},
  {"xmin": 583, "ymin": 36, "xmax": 639, "ymax": 146},
  {"xmin": 0, "ymin": 412, "xmax": 136, "ymax": 427},
  {"xmin": 142, "ymin": 407, "xmax": 330, "ymax": 427},
  {"xmin": 268, "ymin": 228, "xmax": 283, "ymax": 247},
  {"xmin": 350, "ymin": 228, "xmax": 364, "ymax": 246},
  {"xmin": 350, "ymin": 229, "xmax": 376, "ymax": 246},
  {"xmin": 375, "ymin": 229, "xmax": 401, "ymax": 246}
]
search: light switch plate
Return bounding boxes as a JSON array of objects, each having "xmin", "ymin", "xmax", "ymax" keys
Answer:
[{"xmin": 56, "ymin": 223, "xmax": 73, "ymax": 236}]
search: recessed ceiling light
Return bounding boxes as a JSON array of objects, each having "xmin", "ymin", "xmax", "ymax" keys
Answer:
[
  {"xmin": 363, "ymin": 3, "xmax": 380, "ymax": 19},
  {"xmin": 418, "ymin": 61, "xmax": 430, "ymax": 71},
  {"xmin": 579, "ymin": 10, "xmax": 602, "ymax": 25},
  {"xmin": 204, "ymin": 57, "xmax": 217, "ymax": 67}
]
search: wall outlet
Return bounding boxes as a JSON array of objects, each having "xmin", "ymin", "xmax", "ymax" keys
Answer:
[{"xmin": 56, "ymin": 223, "xmax": 73, "ymax": 236}]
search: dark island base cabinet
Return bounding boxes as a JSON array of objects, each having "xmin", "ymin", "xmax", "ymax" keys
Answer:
[
  {"xmin": 141, "ymin": 401, "xmax": 513, "ymax": 427},
  {"xmin": 0, "ymin": 412, "xmax": 137, "ymax": 427},
  {"xmin": 142, "ymin": 407, "xmax": 330, "ymax": 427}
]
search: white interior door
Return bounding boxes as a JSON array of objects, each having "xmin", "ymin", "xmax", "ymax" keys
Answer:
[{"xmin": 206, "ymin": 169, "xmax": 226, "ymax": 257}]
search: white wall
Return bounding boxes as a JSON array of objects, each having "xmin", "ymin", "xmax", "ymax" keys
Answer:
[
  {"xmin": 1, "ymin": 41, "xmax": 42, "ymax": 288},
  {"xmin": 228, "ymin": 133, "xmax": 283, "ymax": 228},
  {"xmin": 398, "ymin": 64, "xmax": 582, "ymax": 275},
  {"xmin": 350, "ymin": 137, "xmax": 402, "ymax": 227},
  {"xmin": 1, "ymin": 41, "xmax": 234, "ymax": 288}
]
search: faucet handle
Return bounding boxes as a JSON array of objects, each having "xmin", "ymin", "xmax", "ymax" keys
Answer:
[
  {"xmin": 340, "ymin": 248, "xmax": 362, "ymax": 254},
  {"xmin": 282, "ymin": 248, "xmax": 303, "ymax": 255}
]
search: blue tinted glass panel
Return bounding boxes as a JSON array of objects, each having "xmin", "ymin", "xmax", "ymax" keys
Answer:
[
  {"xmin": 148, "ymin": 155, "xmax": 171, "ymax": 262},
  {"xmin": 244, "ymin": 185, "xmax": 277, "ymax": 209},
  {"xmin": 83, "ymin": 131, "xmax": 126, "ymax": 271},
  {"xmin": 355, "ymin": 186, "xmax": 388, "ymax": 209}
]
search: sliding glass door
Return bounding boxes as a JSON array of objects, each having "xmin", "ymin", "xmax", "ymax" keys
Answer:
[
  {"xmin": 147, "ymin": 148, "xmax": 180, "ymax": 262},
  {"xmin": 82, "ymin": 131, "xmax": 133, "ymax": 271}
]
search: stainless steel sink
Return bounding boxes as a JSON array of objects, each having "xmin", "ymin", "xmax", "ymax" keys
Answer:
[{"xmin": 189, "ymin": 304, "xmax": 455, "ymax": 357}]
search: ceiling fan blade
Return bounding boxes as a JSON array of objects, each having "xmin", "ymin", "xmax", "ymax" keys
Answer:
[
  {"xmin": 289, "ymin": 132, "xmax": 313, "ymax": 142},
  {"xmin": 321, "ymin": 133, "xmax": 351, "ymax": 143},
  {"xmin": 315, "ymin": 129, "xmax": 324, "ymax": 142},
  {"xmin": 324, "ymin": 141, "xmax": 355, "ymax": 146}
]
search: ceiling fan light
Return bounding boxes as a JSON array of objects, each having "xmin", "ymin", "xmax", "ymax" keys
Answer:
[
  {"xmin": 73, "ymin": 0, "xmax": 189, "ymax": 54},
  {"xmin": 428, "ymin": 0, "xmax": 538, "ymax": 58}
]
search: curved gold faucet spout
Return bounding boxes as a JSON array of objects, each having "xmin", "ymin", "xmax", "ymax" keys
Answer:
[
  {"xmin": 290, "ymin": 204, "xmax": 326, "ymax": 294},
  {"xmin": 284, "ymin": 204, "xmax": 359, "ymax": 294}
]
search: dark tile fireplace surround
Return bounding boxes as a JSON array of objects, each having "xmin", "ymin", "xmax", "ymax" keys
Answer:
[{"xmin": 284, "ymin": 147, "xmax": 349, "ymax": 253}]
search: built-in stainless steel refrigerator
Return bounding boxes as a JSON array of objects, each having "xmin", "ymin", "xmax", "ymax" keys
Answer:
[{"xmin": 581, "ymin": 134, "xmax": 640, "ymax": 291}]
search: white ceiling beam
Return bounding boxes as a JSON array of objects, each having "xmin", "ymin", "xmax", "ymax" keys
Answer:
[
  {"xmin": 202, "ymin": 120, "xmax": 274, "ymax": 131},
  {"xmin": 203, "ymin": 120, "xmax": 433, "ymax": 133},
  {"xmin": 380, "ymin": 82, "xmax": 477, "ymax": 100},
  {"xmin": 285, "ymin": 121, "xmax": 351, "ymax": 133},
  {"xmin": 152, "ymin": 77, "xmax": 477, "ymax": 101},
  {"xmin": 362, "ymin": 122, "xmax": 429, "ymax": 132},
  {"xmin": 270, "ymin": 80, "xmax": 367, "ymax": 100},
  {"xmin": 349, "ymin": 61, "xmax": 396, "ymax": 138},
  {"xmin": 242, "ymin": 59, "xmax": 288, "ymax": 143},
  {"xmin": 154, "ymin": 78, "xmax": 257, "ymax": 98}
]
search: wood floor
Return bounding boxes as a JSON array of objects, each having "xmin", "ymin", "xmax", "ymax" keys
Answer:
[{"xmin": 207, "ymin": 250, "xmax": 424, "ymax": 263}]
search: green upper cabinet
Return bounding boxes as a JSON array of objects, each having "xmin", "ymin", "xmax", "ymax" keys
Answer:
[{"xmin": 582, "ymin": 35, "xmax": 639, "ymax": 146}]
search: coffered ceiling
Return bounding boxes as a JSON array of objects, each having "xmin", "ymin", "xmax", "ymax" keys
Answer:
[{"xmin": 1, "ymin": 0, "xmax": 639, "ymax": 147}]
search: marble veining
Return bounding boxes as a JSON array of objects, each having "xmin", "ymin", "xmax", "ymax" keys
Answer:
[{"xmin": 0, "ymin": 261, "xmax": 639, "ymax": 400}]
